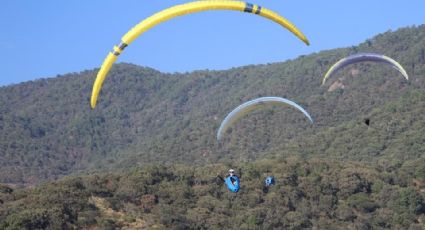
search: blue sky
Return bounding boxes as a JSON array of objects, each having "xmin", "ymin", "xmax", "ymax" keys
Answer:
[{"xmin": 1, "ymin": 0, "xmax": 424, "ymax": 86}]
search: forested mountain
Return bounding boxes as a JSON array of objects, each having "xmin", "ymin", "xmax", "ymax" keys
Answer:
[
  {"xmin": 2, "ymin": 157, "xmax": 425, "ymax": 229},
  {"xmin": 1, "ymin": 25, "xmax": 425, "ymax": 186},
  {"xmin": 1, "ymin": 23, "xmax": 425, "ymax": 230}
]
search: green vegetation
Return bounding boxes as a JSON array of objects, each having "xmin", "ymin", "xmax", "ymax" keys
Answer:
[
  {"xmin": 0, "ymin": 24, "xmax": 425, "ymax": 228},
  {"xmin": 1, "ymin": 158, "xmax": 425, "ymax": 229},
  {"xmin": 1, "ymin": 25, "xmax": 424, "ymax": 184}
]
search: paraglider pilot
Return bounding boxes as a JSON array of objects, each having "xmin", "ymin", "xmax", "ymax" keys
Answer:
[
  {"xmin": 263, "ymin": 176, "xmax": 276, "ymax": 193},
  {"xmin": 217, "ymin": 169, "xmax": 240, "ymax": 193},
  {"xmin": 265, "ymin": 176, "xmax": 275, "ymax": 187}
]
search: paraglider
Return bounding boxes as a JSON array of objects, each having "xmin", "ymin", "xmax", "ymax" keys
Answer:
[
  {"xmin": 216, "ymin": 169, "xmax": 240, "ymax": 193},
  {"xmin": 264, "ymin": 176, "xmax": 275, "ymax": 187},
  {"xmin": 322, "ymin": 53, "xmax": 409, "ymax": 85},
  {"xmin": 90, "ymin": 1, "xmax": 310, "ymax": 109},
  {"xmin": 224, "ymin": 175, "xmax": 240, "ymax": 193},
  {"xmin": 217, "ymin": 97, "xmax": 314, "ymax": 141},
  {"xmin": 262, "ymin": 176, "xmax": 276, "ymax": 193}
]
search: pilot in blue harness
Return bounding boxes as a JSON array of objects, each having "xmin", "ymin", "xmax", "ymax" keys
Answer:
[
  {"xmin": 265, "ymin": 176, "xmax": 275, "ymax": 187},
  {"xmin": 225, "ymin": 169, "xmax": 240, "ymax": 192},
  {"xmin": 217, "ymin": 169, "xmax": 240, "ymax": 193},
  {"xmin": 262, "ymin": 175, "xmax": 276, "ymax": 193}
]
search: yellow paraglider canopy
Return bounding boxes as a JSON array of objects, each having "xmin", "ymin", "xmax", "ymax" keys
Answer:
[{"xmin": 91, "ymin": 1, "xmax": 310, "ymax": 109}]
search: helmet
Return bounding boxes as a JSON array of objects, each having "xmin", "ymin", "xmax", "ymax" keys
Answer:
[{"xmin": 229, "ymin": 169, "xmax": 235, "ymax": 174}]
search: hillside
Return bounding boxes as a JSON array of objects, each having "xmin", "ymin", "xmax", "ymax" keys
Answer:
[
  {"xmin": 2, "ymin": 157, "xmax": 425, "ymax": 229},
  {"xmin": 1, "ymin": 25, "xmax": 425, "ymax": 184}
]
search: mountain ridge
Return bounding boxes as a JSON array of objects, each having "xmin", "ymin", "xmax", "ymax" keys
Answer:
[{"xmin": 0, "ymin": 24, "xmax": 424, "ymax": 184}]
